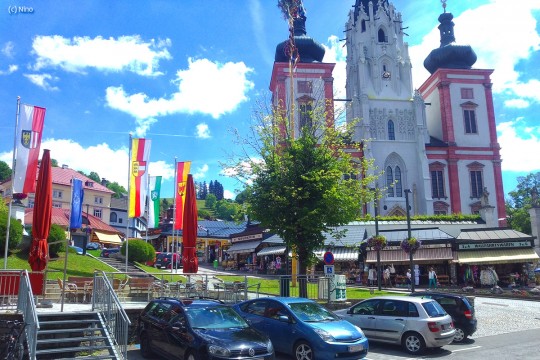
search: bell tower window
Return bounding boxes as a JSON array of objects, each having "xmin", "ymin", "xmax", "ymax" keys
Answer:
[
  {"xmin": 378, "ymin": 28, "xmax": 388, "ymax": 43},
  {"xmin": 388, "ymin": 120, "xmax": 395, "ymax": 140}
]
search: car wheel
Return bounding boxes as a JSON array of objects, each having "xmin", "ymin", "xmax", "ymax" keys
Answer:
[
  {"xmin": 402, "ymin": 331, "xmax": 426, "ymax": 354},
  {"xmin": 453, "ymin": 327, "xmax": 466, "ymax": 342},
  {"xmin": 294, "ymin": 341, "xmax": 314, "ymax": 360},
  {"xmin": 139, "ymin": 332, "xmax": 153, "ymax": 358},
  {"xmin": 185, "ymin": 350, "xmax": 198, "ymax": 360}
]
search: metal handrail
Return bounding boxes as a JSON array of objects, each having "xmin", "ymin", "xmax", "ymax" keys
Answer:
[{"xmin": 92, "ymin": 271, "xmax": 131, "ymax": 360}]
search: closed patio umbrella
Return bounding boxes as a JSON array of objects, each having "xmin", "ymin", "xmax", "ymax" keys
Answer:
[
  {"xmin": 182, "ymin": 174, "xmax": 198, "ymax": 273},
  {"xmin": 28, "ymin": 149, "xmax": 52, "ymax": 271}
]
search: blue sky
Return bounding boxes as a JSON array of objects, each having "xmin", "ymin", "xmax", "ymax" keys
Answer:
[{"xmin": 1, "ymin": 0, "xmax": 539, "ymax": 200}]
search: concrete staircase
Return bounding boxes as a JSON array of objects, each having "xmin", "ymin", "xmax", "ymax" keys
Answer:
[
  {"xmin": 97, "ymin": 256, "xmax": 145, "ymax": 275},
  {"xmin": 36, "ymin": 312, "xmax": 119, "ymax": 359}
]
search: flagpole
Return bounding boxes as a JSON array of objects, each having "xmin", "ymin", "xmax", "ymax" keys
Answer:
[
  {"xmin": 125, "ymin": 135, "xmax": 132, "ymax": 273},
  {"xmin": 4, "ymin": 97, "xmax": 21, "ymax": 269},
  {"xmin": 145, "ymin": 174, "xmax": 150, "ymax": 243},
  {"xmin": 172, "ymin": 158, "xmax": 178, "ymax": 273},
  {"xmin": 60, "ymin": 176, "xmax": 75, "ymax": 312}
]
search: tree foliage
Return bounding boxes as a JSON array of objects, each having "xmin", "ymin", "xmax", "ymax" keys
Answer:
[
  {"xmin": 0, "ymin": 160, "xmax": 12, "ymax": 182},
  {"xmin": 215, "ymin": 199, "xmax": 243, "ymax": 221},
  {"xmin": 224, "ymin": 98, "xmax": 379, "ymax": 295},
  {"xmin": 506, "ymin": 172, "xmax": 540, "ymax": 234},
  {"xmin": 106, "ymin": 181, "xmax": 127, "ymax": 198},
  {"xmin": 205, "ymin": 194, "xmax": 217, "ymax": 209},
  {"xmin": 48, "ymin": 224, "xmax": 67, "ymax": 256},
  {"xmin": 121, "ymin": 238, "xmax": 155, "ymax": 263},
  {"xmin": 0, "ymin": 206, "xmax": 23, "ymax": 254}
]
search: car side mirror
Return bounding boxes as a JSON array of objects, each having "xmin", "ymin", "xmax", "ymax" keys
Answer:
[
  {"xmin": 347, "ymin": 308, "xmax": 353, "ymax": 315},
  {"xmin": 278, "ymin": 315, "xmax": 290, "ymax": 323}
]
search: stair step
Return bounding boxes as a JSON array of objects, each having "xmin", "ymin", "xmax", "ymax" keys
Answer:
[
  {"xmin": 54, "ymin": 356, "xmax": 116, "ymax": 360},
  {"xmin": 37, "ymin": 335, "xmax": 108, "ymax": 344},
  {"xmin": 36, "ymin": 345, "xmax": 113, "ymax": 355},
  {"xmin": 39, "ymin": 319, "xmax": 100, "ymax": 326},
  {"xmin": 38, "ymin": 327, "xmax": 102, "ymax": 335}
]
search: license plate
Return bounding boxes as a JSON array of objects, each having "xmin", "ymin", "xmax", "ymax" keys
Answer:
[{"xmin": 348, "ymin": 345, "xmax": 363, "ymax": 352}]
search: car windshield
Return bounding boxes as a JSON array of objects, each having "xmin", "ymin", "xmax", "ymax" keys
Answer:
[
  {"xmin": 187, "ymin": 306, "xmax": 249, "ymax": 329},
  {"xmin": 422, "ymin": 300, "xmax": 447, "ymax": 317},
  {"xmin": 288, "ymin": 302, "xmax": 339, "ymax": 322}
]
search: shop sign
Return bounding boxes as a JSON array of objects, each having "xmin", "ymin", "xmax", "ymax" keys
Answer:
[
  {"xmin": 458, "ymin": 241, "xmax": 531, "ymax": 250},
  {"xmin": 231, "ymin": 233, "xmax": 263, "ymax": 243}
]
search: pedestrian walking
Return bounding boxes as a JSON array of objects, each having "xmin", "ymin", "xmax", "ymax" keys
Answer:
[
  {"xmin": 368, "ymin": 266, "xmax": 377, "ymax": 286},
  {"xmin": 428, "ymin": 267, "xmax": 437, "ymax": 289},
  {"xmin": 383, "ymin": 266, "xmax": 391, "ymax": 287},
  {"xmin": 406, "ymin": 269, "xmax": 412, "ymax": 291}
]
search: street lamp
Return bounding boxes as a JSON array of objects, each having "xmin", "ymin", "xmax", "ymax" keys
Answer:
[
  {"xmin": 370, "ymin": 188, "xmax": 382, "ymax": 291},
  {"xmin": 404, "ymin": 189, "xmax": 414, "ymax": 292}
]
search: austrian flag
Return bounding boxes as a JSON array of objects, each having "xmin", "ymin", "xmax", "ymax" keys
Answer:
[
  {"xmin": 13, "ymin": 104, "xmax": 46, "ymax": 194},
  {"xmin": 128, "ymin": 138, "xmax": 151, "ymax": 218}
]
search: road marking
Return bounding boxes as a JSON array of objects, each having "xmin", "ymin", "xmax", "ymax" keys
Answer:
[{"xmin": 451, "ymin": 345, "xmax": 482, "ymax": 352}]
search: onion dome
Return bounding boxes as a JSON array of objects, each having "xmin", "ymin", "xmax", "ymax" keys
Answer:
[
  {"xmin": 274, "ymin": 15, "xmax": 325, "ymax": 63},
  {"xmin": 424, "ymin": 11, "xmax": 477, "ymax": 74}
]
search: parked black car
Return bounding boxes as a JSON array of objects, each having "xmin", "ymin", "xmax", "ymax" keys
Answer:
[
  {"xmin": 154, "ymin": 252, "xmax": 181, "ymax": 269},
  {"xmin": 100, "ymin": 248, "xmax": 120, "ymax": 258},
  {"xmin": 137, "ymin": 297, "xmax": 275, "ymax": 360},
  {"xmin": 409, "ymin": 291, "xmax": 477, "ymax": 342}
]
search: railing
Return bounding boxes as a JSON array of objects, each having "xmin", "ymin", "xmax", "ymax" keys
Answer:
[
  {"xmin": 92, "ymin": 271, "xmax": 131, "ymax": 360},
  {"xmin": 0, "ymin": 270, "xmax": 39, "ymax": 360},
  {"xmin": 102, "ymin": 271, "xmax": 346, "ymax": 304}
]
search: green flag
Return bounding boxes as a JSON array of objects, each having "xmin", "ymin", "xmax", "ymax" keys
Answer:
[{"xmin": 148, "ymin": 176, "xmax": 162, "ymax": 228}]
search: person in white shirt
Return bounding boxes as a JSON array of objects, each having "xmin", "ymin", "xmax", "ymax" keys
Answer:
[
  {"xmin": 368, "ymin": 266, "xmax": 377, "ymax": 286},
  {"xmin": 428, "ymin": 267, "xmax": 437, "ymax": 289},
  {"xmin": 383, "ymin": 266, "xmax": 391, "ymax": 287}
]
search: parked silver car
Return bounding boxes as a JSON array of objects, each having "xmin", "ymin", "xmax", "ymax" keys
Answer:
[{"xmin": 334, "ymin": 296, "xmax": 455, "ymax": 354}]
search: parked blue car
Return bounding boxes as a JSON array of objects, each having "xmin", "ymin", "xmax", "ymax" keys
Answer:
[{"xmin": 233, "ymin": 297, "xmax": 368, "ymax": 360}]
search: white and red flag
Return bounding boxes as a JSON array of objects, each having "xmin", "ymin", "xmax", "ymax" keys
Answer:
[{"xmin": 13, "ymin": 104, "xmax": 46, "ymax": 194}]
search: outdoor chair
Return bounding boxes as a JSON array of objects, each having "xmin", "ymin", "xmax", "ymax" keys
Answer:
[{"xmin": 57, "ymin": 278, "xmax": 78, "ymax": 303}]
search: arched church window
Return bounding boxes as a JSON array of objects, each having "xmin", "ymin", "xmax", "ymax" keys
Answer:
[
  {"xmin": 395, "ymin": 166, "xmax": 403, "ymax": 197},
  {"xmin": 378, "ymin": 28, "xmax": 387, "ymax": 43},
  {"xmin": 361, "ymin": 19, "xmax": 366, "ymax": 32},
  {"xmin": 298, "ymin": 96, "xmax": 313, "ymax": 131},
  {"xmin": 110, "ymin": 212, "xmax": 117, "ymax": 223},
  {"xmin": 386, "ymin": 166, "xmax": 394, "ymax": 197},
  {"xmin": 388, "ymin": 120, "xmax": 395, "ymax": 140}
]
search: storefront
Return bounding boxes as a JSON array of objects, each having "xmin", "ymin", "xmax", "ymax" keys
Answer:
[
  {"xmin": 454, "ymin": 228, "xmax": 539, "ymax": 287},
  {"xmin": 364, "ymin": 228, "xmax": 455, "ymax": 286}
]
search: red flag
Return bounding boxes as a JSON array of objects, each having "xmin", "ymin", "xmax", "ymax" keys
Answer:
[
  {"xmin": 174, "ymin": 161, "xmax": 191, "ymax": 230},
  {"xmin": 13, "ymin": 104, "xmax": 46, "ymax": 194},
  {"xmin": 128, "ymin": 138, "xmax": 151, "ymax": 218}
]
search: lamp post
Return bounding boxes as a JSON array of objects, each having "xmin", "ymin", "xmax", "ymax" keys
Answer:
[
  {"xmin": 371, "ymin": 188, "xmax": 382, "ymax": 291},
  {"xmin": 404, "ymin": 189, "xmax": 414, "ymax": 292}
]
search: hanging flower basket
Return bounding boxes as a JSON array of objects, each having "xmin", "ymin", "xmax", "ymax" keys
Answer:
[
  {"xmin": 367, "ymin": 235, "xmax": 387, "ymax": 251},
  {"xmin": 401, "ymin": 237, "xmax": 421, "ymax": 254},
  {"xmin": 12, "ymin": 193, "xmax": 27, "ymax": 200}
]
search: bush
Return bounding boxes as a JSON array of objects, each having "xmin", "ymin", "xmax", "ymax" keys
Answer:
[
  {"xmin": 48, "ymin": 224, "xmax": 67, "ymax": 256},
  {"xmin": 0, "ymin": 211, "xmax": 23, "ymax": 253},
  {"xmin": 121, "ymin": 239, "xmax": 155, "ymax": 263}
]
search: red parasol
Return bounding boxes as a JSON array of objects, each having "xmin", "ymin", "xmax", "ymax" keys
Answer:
[
  {"xmin": 28, "ymin": 149, "xmax": 52, "ymax": 271},
  {"xmin": 182, "ymin": 174, "xmax": 198, "ymax": 273}
]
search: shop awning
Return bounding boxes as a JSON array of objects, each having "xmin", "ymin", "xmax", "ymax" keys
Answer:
[
  {"xmin": 455, "ymin": 248, "xmax": 540, "ymax": 264},
  {"xmin": 93, "ymin": 231, "xmax": 122, "ymax": 245},
  {"xmin": 226, "ymin": 240, "xmax": 262, "ymax": 255},
  {"xmin": 257, "ymin": 246, "xmax": 287, "ymax": 257},
  {"xmin": 315, "ymin": 248, "xmax": 359, "ymax": 262},
  {"xmin": 366, "ymin": 247, "xmax": 453, "ymax": 264}
]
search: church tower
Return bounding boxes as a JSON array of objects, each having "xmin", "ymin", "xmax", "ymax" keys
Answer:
[
  {"xmin": 419, "ymin": 2, "xmax": 506, "ymax": 224},
  {"xmin": 270, "ymin": 4, "xmax": 335, "ymax": 138},
  {"xmin": 345, "ymin": 0, "xmax": 432, "ymax": 216}
]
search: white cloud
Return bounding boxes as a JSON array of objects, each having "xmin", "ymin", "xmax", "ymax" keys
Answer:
[
  {"xmin": 2, "ymin": 41, "xmax": 14, "ymax": 57},
  {"xmin": 409, "ymin": 0, "xmax": 540, "ymax": 103},
  {"xmin": 193, "ymin": 164, "xmax": 209, "ymax": 180},
  {"xmin": 0, "ymin": 64, "xmax": 18, "ymax": 75},
  {"xmin": 323, "ymin": 35, "xmax": 347, "ymax": 99},
  {"xmin": 223, "ymin": 189, "xmax": 235, "ymax": 200},
  {"xmin": 23, "ymin": 73, "xmax": 59, "ymax": 90},
  {"xmin": 497, "ymin": 119, "xmax": 540, "ymax": 172},
  {"xmin": 0, "ymin": 139, "xmax": 175, "ymax": 189},
  {"xmin": 106, "ymin": 57, "xmax": 254, "ymax": 135},
  {"xmin": 504, "ymin": 98, "xmax": 530, "ymax": 108},
  {"xmin": 196, "ymin": 123, "xmax": 211, "ymax": 139},
  {"xmin": 31, "ymin": 35, "xmax": 171, "ymax": 76}
]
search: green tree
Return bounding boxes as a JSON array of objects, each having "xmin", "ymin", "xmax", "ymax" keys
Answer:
[
  {"xmin": 106, "ymin": 181, "xmax": 127, "ymax": 198},
  {"xmin": 161, "ymin": 198, "xmax": 171, "ymax": 216},
  {"xmin": 121, "ymin": 238, "xmax": 155, "ymax": 263},
  {"xmin": 506, "ymin": 172, "xmax": 540, "ymax": 234},
  {"xmin": 226, "ymin": 100, "xmax": 378, "ymax": 296},
  {"xmin": 198, "ymin": 208, "xmax": 213, "ymax": 220},
  {"xmin": 0, "ymin": 160, "xmax": 12, "ymax": 182},
  {"xmin": 215, "ymin": 199, "xmax": 242, "ymax": 221},
  {"xmin": 205, "ymin": 194, "xmax": 217, "ymax": 209},
  {"xmin": 48, "ymin": 224, "xmax": 67, "ymax": 256},
  {"xmin": 88, "ymin": 171, "xmax": 101, "ymax": 183},
  {"xmin": 0, "ymin": 203, "xmax": 24, "ymax": 254},
  {"xmin": 51, "ymin": 158, "xmax": 59, "ymax": 167}
]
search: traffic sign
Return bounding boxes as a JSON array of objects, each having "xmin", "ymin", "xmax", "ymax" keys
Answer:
[
  {"xmin": 323, "ymin": 251, "xmax": 334, "ymax": 265},
  {"xmin": 324, "ymin": 265, "xmax": 334, "ymax": 275}
]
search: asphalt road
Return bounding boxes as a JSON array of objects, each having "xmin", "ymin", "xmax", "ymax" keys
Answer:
[{"xmin": 126, "ymin": 296, "xmax": 540, "ymax": 360}]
